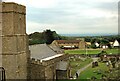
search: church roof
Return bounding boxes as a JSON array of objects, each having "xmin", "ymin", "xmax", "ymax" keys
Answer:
[
  {"xmin": 29, "ymin": 44, "xmax": 58, "ymax": 60},
  {"xmin": 49, "ymin": 44, "xmax": 64, "ymax": 54}
]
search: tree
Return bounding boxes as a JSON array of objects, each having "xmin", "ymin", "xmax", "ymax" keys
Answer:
[
  {"xmin": 43, "ymin": 29, "xmax": 61, "ymax": 44},
  {"xmin": 91, "ymin": 44, "xmax": 96, "ymax": 49},
  {"xmin": 29, "ymin": 32, "xmax": 45, "ymax": 45},
  {"xmin": 90, "ymin": 38, "xmax": 98, "ymax": 49},
  {"xmin": 42, "ymin": 29, "xmax": 54, "ymax": 44},
  {"xmin": 28, "ymin": 29, "xmax": 62, "ymax": 45},
  {"xmin": 100, "ymin": 39, "xmax": 111, "ymax": 48}
]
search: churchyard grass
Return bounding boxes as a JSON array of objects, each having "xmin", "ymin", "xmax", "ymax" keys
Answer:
[
  {"xmin": 78, "ymin": 62, "xmax": 109, "ymax": 79},
  {"xmin": 65, "ymin": 48, "xmax": 119, "ymax": 55},
  {"xmin": 70, "ymin": 57, "xmax": 93, "ymax": 76}
]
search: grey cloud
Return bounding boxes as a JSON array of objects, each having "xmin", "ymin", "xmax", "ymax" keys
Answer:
[
  {"xmin": 94, "ymin": 2, "xmax": 118, "ymax": 12},
  {"xmin": 27, "ymin": 0, "xmax": 118, "ymax": 34}
]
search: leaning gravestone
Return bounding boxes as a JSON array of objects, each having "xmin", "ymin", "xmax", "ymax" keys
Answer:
[
  {"xmin": 92, "ymin": 62, "xmax": 95, "ymax": 68},
  {"xmin": 95, "ymin": 61, "xmax": 98, "ymax": 66}
]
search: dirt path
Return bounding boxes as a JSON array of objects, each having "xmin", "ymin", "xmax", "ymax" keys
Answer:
[{"xmin": 73, "ymin": 58, "xmax": 98, "ymax": 79}]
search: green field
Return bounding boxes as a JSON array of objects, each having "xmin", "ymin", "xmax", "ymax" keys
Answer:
[
  {"xmin": 79, "ymin": 62, "xmax": 109, "ymax": 79},
  {"xmin": 70, "ymin": 57, "xmax": 93, "ymax": 76},
  {"xmin": 65, "ymin": 49, "xmax": 119, "ymax": 55}
]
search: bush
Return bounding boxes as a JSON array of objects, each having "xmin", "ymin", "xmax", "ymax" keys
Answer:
[{"xmin": 91, "ymin": 44, "xmax": 97, "ymax": 49}]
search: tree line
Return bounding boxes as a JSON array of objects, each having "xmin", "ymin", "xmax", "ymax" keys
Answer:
[
  {"xmin": 28, "ymin": 29, "xmax": 68, "ymax": 45},
  {"xmin": 28, "ymin": 29, "xmax": 120, "ymax": 46}
]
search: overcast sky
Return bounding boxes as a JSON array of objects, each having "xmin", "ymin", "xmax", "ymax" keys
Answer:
[{"xmin": 2, "ymin": 0, "xmax": 119, "ymax": 35}]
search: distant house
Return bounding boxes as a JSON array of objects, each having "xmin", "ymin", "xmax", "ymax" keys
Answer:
[
  {"xmin": 86, "ymin": 42, "xmax": 91, "ymax": 46},
  {"xmin": 102, "ymin": 45, "xmax": 108, "ymax": 49},
  {"xmin": 100, "ymin": 44, "xmax": 109, "ymax": 49},
  {"xmin": 113, "ymin": 40, "xmax": 120, "ymax": 48},
  {"xmin": 95, "ymin": 42, "xmax": 99, "ymax": 47},
  {"xmin": 86, "ymin": 42, "xmax": 91, "ymax": 48},
  {"xmin": 109, "ymin": 42, "xmax": 114, "ymax": 47},
  {"xmin": 52, "ymin": 40, "xmax": 86, "ymax": 49}
]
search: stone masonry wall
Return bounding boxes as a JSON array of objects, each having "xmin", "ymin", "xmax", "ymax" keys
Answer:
[
  {"xmin": 0, "ymin": 1, "xmax": 2, "ymax": 67},
  {"xmin": 0, "ymin": 2, "xmax": 29, "ymax": 79},
  {"xmin": 29, "ymin": 54, "xmax": 69, "ymax": 80},
  {"xmin": 29, "ymin": 58, "xmax": 56, "ymax": 80},
  {"xmin": 28, "ymin": 58, "xmax": 45, "ymax": 80}
]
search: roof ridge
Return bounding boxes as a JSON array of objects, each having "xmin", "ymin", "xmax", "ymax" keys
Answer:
[{"xmin": 46, "ymin": 44, "xmax": 57, "ymax": 54}]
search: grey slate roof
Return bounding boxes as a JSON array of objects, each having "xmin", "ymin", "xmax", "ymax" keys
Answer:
[
  {"xmin": 49, "ymin": 44, "xmax": 64, "ymax": 54},
  {"xmin": 29, "ymin": 44, "xmax": 58, "ymax": 60}
]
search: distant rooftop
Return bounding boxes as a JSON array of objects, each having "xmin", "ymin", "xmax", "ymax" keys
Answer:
[{"xmin": 55, "ymin": 40, "xmax": 81, "ymax": 44}]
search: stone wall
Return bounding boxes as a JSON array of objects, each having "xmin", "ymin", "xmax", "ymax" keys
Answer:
[
  {"xmin": 29, "ymin": 58, "xmax": 45, "ymax": 80},
  {"xmin": 0, "ymin": 1, "xmax": 2, "ymax": 67},
  {"xmin": 0, "ymin": 2, "xmax": 29, "ymax": 79},
  {"xmin": 29, "ymin": 54, "xmax": 70, "ymax": 80},
  {"xmin": 28, "ymin": 58, "xmax": 56, "ymax": 80}
]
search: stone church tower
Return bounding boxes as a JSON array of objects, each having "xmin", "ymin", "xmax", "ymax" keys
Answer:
[{"xmin": 0, "ymin": 2, "xmax": 29, "ymax": 79}]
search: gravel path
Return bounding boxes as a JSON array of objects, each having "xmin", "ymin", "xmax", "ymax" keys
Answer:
[{"xmin": 73, "ymin": 58, "xmax": 98, "ymax": 79}]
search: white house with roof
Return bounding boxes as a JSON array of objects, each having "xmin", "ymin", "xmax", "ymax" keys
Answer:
[
  {"xmin": 95, "ymin": 42, "xmax": 99, "ymax": 47},
  {"xmin": 113, "ymin": 40, "xmax": 120, "ymax": 48}
]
